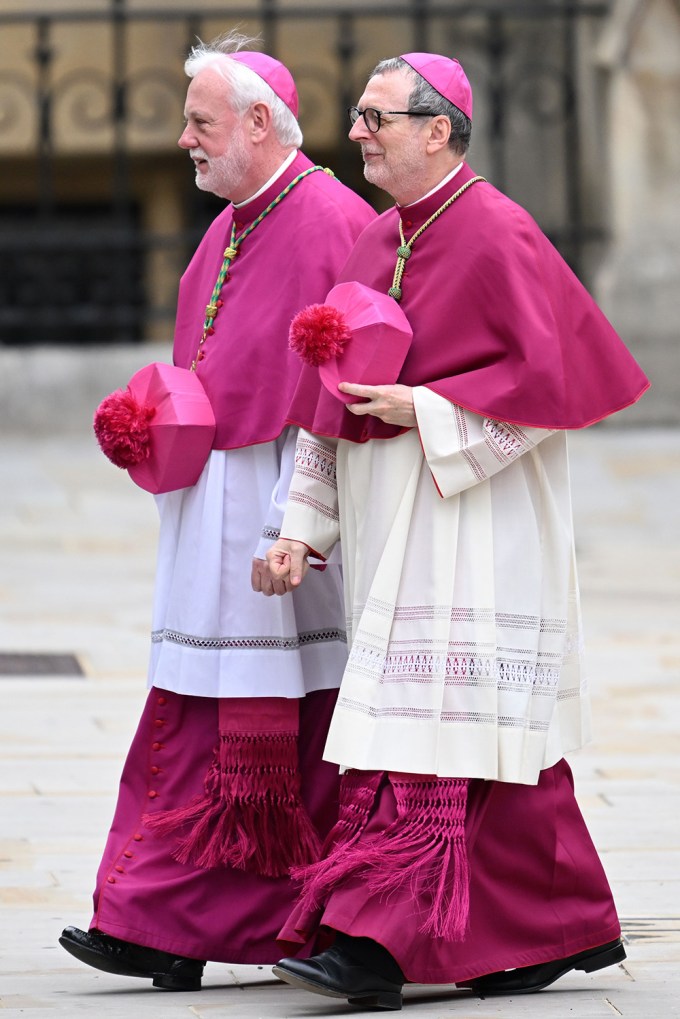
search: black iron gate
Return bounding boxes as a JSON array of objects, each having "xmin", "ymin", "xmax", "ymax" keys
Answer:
[{"xmin": 0, "ymin": 0, "xmax": 610, "ymax": 344}]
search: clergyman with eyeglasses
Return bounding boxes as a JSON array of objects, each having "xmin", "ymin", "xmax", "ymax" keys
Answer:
[{"xmin": 265, "ymin": 51, "xmax": 648, "ymax": 1009}]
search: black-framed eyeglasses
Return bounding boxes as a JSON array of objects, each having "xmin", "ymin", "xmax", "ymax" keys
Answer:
[{"xmin": 348, "ymin": 106, "xmax": 436, "ymax": 133}]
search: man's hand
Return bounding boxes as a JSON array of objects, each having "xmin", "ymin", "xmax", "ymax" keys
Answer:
[
  {"xmin": 338, "ymin": 383, "xmax": 416, "ymax": 427},
  {"xmin": 251, "ymin": 557, "xmax": 290, "ymax": 597},
  {"xmin": 264, "ymin": 539, "xmax": 311, "ymax": 594}
]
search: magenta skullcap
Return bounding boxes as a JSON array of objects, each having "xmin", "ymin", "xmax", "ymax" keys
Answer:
[
  {"xmin": 400, "ymin": 52, "xmax": 472, "ymax": 121},
  {"xmin": 229, "ymin": 51, "xmax": 299, "ymax": 118}
]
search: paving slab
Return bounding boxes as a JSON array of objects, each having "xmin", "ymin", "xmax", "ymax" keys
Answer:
[{"xmin": 1, "ymin": 427, "xmax": 679, "ymax": 1017}]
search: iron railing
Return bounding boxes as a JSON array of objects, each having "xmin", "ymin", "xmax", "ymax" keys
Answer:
[{"xmin": 0, "ymin": 1, "xmax": 611, "ymax": 343}]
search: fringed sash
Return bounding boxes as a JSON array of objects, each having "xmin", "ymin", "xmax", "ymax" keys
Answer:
[
  {"xmin": 292, "ymin": 769, "xmax": 471, "ymax": 942},
  {"xmin": 144, "ymin": 697, "xmax": 321, "ymax": 878}
]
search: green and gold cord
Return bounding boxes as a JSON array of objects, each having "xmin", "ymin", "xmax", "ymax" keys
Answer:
[
  {"xmin": 389, "ymin": 175, "xmax": 486, "ymax": 302},
  {"xmin": 191, "ymin": 165, "xmax": 333, "ymax": 370}
]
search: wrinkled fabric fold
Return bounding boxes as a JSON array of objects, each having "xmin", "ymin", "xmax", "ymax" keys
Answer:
[{"xmin": 277, "ymin": 760, "xmax": 621, "ymax": 985}]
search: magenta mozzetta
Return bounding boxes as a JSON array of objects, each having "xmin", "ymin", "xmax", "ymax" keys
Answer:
[{"xmin": 288, "ymin": 160, "xmax": 649, "ymax": 441}]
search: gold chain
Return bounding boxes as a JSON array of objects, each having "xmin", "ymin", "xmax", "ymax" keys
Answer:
[{"xmin": 388, "ymin": 175, "xmax": 486, "ymax": 301}]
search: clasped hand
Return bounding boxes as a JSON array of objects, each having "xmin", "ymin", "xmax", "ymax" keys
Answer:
[
  {"xmin": 253, "ymin": 539, "xmax": 311, "ymax": 596},
  {"xmin": 339, "ymin": 382, "xmax": 416, "ymax": 427},
  {"xmin": 252, "ymin": 384, "xmax": 414, "ymax": 598}
]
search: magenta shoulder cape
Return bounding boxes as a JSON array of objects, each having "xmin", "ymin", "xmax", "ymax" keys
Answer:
[
  {"xmin": 172, "ymin": 151, "xmax": 375, "ymax": 450},
  {"xmin": 287, "ymin": 161, "xmax": 649, "ymax": 441}
]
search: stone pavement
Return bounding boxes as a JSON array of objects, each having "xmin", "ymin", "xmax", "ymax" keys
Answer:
[{"xmin": 1, "ymin": 426, "xmax": 679, "ymax": 1018}]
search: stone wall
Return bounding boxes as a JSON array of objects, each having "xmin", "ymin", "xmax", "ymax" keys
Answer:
[
  {"xmin": 0, "ymin": 344, "xmax": 172, "ymax": 436},
  {"xmin": 594, "ymin": 0, "xmax": 680, "ymax": 424}
]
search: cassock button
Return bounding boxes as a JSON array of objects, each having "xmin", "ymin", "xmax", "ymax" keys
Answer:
[
  {"xmin": 151, "ymin": 742, "xmax": 162, "ymax": 751},
  {"xmin": 150, "ymin": 766, "xmax": 160, "ymax": 775},
  {"xmin": 154, "ymin": 719, "xmax": 165, "ymax": 728},
  {"xmin": 404, "ymin": 219, "xmax": 413, "ymax": 227},
  {"xmin": 107, "ymin": 876, "xmax": 116, "ymax": 884},
  {"xmin": 133, "ymin": 834, "xmax": 143, "ymax": 841},
  {"xmin": 148, "ymin": 790, "xmax": 158, "ymax": 799},
  {"xmin": 124, "ymin": 851, "xmax": 133, "ymax": 859},
  {"xmin": 115, "ymin": 866, "xmax": 125, "ymax": 874},
  {"xmin": 157, "ymin": 696, "xmax": 167, "ymax": 706}
]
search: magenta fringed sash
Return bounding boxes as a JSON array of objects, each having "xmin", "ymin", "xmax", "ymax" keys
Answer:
[
  {"xmin": 292, "ymin": 770, "xmax": 471, "ymax": 942},
  {"xmin": 144, "ymin": 697, "xmax": 321, "ymax": 877}
]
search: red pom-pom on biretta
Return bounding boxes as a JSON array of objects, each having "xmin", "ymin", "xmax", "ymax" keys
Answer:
[
  {"xmin": 289, "ymin": 304, "xmax": 352, "ymax": 367},
  {"xmin": 93, "ymin": 389, "xmax": 155, "ymax": 468}
]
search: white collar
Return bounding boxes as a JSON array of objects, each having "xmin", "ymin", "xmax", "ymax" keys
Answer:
[
  {"xmin": 233, "ymin": 150, "xmax": 298, "ymax": 208},
  {"xmin": 401, "ymin": 161, "xmax": 464, "ymax": 208}
]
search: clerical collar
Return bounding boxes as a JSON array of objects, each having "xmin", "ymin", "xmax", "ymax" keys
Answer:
[
  {"xmin": 399, "ymin": 160, "xmax": 464, "ymax": 209},
  {"xmin": 233, "ymin": 149, "xmax": 298, "ymax": 208}
]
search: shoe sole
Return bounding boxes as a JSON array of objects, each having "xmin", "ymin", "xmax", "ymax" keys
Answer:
[
  {"xmin": 273, "ymin": 965, "xmax": 402, "ymax": 1010},
  {"xmin": 273, "ymin": 964, "xmax": 347, "ymax": 1000},
  {"xmin": 58, "ymin": 935, "xmax": 202, "ymax": 991},
  {"xmin": 467, "ymin": 940, "xmax": 627, "ymax": 996}
]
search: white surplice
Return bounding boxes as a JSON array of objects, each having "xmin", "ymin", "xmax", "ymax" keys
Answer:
[
  {"xmin": 149, "ymin": 427, "xmax": 347, "ymax": 699},
  {"xmin": 279, "ymin": 388, "xmax": 591, "ymax": 785}
]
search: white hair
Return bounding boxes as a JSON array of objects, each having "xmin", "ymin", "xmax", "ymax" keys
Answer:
[{"xmin": 185, "ymin": 31, "xmax": 303, "ymax": 148}]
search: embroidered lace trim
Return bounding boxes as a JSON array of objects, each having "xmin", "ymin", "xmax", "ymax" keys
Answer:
[
  {"xmin": 337, "ymin": 696, "xmax": 553, "ymax": 731},
  {"xmin": 294, "ymin": 436, "xmax": 338, "ymax": 490},
  {"xmin": 361, "ymin": 598, "xmax": 568, "ymax": 635},
  {"xmin": 451, "ymin": 407, "xmax": 543, "ymax": 479},
  {"xmin": 151, "ymin": 627, "xmax": 347, "ymax": 650},
  {"xmin": 346, "ymin": 645, "xmax": 564, "ymax": 689},
  {"xmin": 483, "ymin": 418, "xmax": 535, "ymax": 463},
  {"xmin": 287, "ymin": 490, "xmax": 339, "ymax": 521},
  {"xmin": 344, "ymin": 599, "xmax": 579, "ymax": 691}
]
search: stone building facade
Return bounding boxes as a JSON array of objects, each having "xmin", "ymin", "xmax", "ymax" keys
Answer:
[{"xmin": 0, "ymin": 0, "xmax": 677, "ymax": 425}]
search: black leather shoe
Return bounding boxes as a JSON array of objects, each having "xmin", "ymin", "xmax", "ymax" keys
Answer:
[
  {"xmin": 273, "ymin": 945, "xmax": 403, "ymax": 1011},
  {"xmin": 462, "ymin": 937, "xmax": 626, "ymax": 996},
  {"xmin": 58, "ymin": 926, "xmax": 205, "ymax": 991}
]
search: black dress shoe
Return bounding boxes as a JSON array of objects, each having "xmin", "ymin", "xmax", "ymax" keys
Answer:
[
  {"xmin": 462, "ymin": 937, "xmax": 626, "ymax": 996},
  {"xmin": 59, "ymin": 926, "xmax": 205, "ymax": 991},
  {"xmin": 274, "ymin": 945, "xmax": 403, "ymax": 1011}
]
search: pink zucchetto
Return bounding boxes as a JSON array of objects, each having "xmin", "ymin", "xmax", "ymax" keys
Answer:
[
  {"xmin": 400, "ymin": 52, "xmax": 473, "ymax": 121},
  {"xmin": 229, "ymin": 51, "xmax": 299, "ymax": 118}
]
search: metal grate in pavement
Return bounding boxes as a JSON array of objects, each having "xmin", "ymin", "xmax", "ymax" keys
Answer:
[{"xmin": 0, "ymin": 652, "xmax": 84, "ymax": 676}]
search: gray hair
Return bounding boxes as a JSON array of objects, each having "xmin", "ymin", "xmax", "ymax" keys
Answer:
[
  {"xmin": 370, "ymin": 56, "xmax": 471, "ymax": 155},
  {"xmin": 185, "ymin": 31, "xmax": 303, "ymax": 148}
]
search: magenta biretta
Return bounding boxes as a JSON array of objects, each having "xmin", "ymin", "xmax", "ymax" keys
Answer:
[
  {"xmin": 93, "ymin": 362, "xmax": 216, "ymax": 494},
  {"xmin": 289, "ymin": 281, "xmax": 413, "ymax": 405}
]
